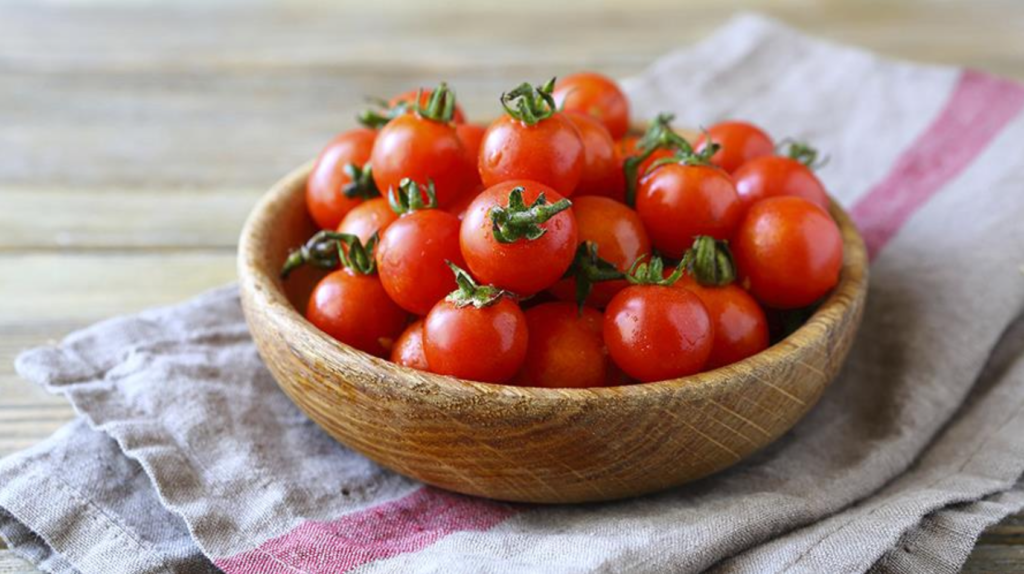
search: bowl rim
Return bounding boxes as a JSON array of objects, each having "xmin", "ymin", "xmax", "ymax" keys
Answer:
[{"xmin": 239, "ymin": 160, "xmax": 868, "ymax": 403}]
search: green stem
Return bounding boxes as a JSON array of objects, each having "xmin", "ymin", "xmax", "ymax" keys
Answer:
[
  {"xmin": 445, "ymin": 262, "xmax": 509, "ymax": 308},
  {"xmin": 562, "ymin": 241, "xmax": 625, "ymax": 311},
  {"xmin": 680, "ymin": 236, "xmax": 735, "ymax": 287},
  {"xmin": 623, "ymin": 113, "xmax": 697, "ymax": 206},
  {"xmin": 624, "ymin": 255, "xmax": 683, "ymax": 286},
  {"xmin": 341, "ymin": 163, "xmax": 380, "ymax": 199},
  {"xmin": 280, "ymin": 231, "xmax": 378, "ymax": 279},
  {"xmin": 489, "ymin": 187, "xmax": 572, "ymax": 243},
  {"xmin": 416, "ymin": 82, "xmax": 457, "ymax": 123},
  {"xmin": 779, "ymin": 139, "xmax": 827, "ymax": 169},
  {"xmin": 500, "ymin": 78, "xmax": 557, "ymax": 125},
  {"xmin": 388, "ymin": 178, "xmax": 438, "ymax": 214}
]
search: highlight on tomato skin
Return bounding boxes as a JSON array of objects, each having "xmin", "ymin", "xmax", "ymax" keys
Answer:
[
  {"xmin": 564, "ymin": 112, "xmax": 626, "ymax": 200},
  {"xmin": 479, "ymin": 112, "xmax": 585, "ymax": 197},
  {"xmin": 423, "ymin": 298, "xmax": 528, "ymax": 384},
  {"xmin": 306, "ymin": 128, "xmax": 378, "ymax": 230},
  {"xmin": 521, "ymin": 302, "xmax": 608, "ymax": 388},
  {"xmin": 553, "ymin": 72, "xmax": 631, "ymax": 140},
  {"xmin": 733, "ymin": 155, "xmax": 831, "ymax": 213},
  {"xmin": 306, "ymin": 268, "xmax": 408, "ymax": 358}
]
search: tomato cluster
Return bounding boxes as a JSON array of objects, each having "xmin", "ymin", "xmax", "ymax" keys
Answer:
[{"xmin": 285, "ymin": 73, "xmax": 844, "ymax": 386}]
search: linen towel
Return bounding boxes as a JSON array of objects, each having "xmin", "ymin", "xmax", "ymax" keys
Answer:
[{"xmin": 3, "ymin": 14, "xmax": 1024, "ymax": 574}]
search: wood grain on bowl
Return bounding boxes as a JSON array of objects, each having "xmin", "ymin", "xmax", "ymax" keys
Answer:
[{"xmin": 238, "ymin": 158, "xmax": 868, "ymax": 505}]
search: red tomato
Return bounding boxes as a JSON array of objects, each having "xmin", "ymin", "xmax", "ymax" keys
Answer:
[
  {"xmin": 424, "ymin": 297, "xmax": 528, "ymax": 383},
  {"xmin": 733, "ymin": 197, "xmax": 843, "ymax": 309},
  {"xmin": 388, "ymin": 88, "xmax": 467, "ymax": 124},
  {"xmin": 549, "ymin": 196, "xmax": 650, "ymax": 307},
  {"xmin": 553, "ymin": 72, "xmax": 630, "ymax": 139},
  {"xmin": 636, "ymin": 163, "xmax": 743, "ymax": 259},
  {"xmin": 307, "ymin": 268, "xmax": 408, "ymax": 357},
  {"xmin": 695, "ymin": 121, "xmax": 774, "ymax": 173},
  {"xmin": 390, "ymin": 320, "xmax": 429, "ymax": 371},
  {"xmin": 733, "ymin": 156, "xmax": 830, "ymax": 212},
  {"xmin": 565, "ymin": 112, "xmax": 625, "ymax": 200},
  {"xmin": 460, "ymin": 180, "xmax": 578, "ymax": 295},
  {"xmin": 306, "ymin": 128, "xmax": 377, "ymax": 230},
  {"xmin": 370, "ymin": 90, "xmax": 475, "ymax": 207},
  {"xmin": 479, "ymin": 113, "xmax": 584, "ymax": 197},
  {"xmin": 337, "ymin": 197, "xmax": 398, "ymax": 243},
  {"xmin": 522, "ymin": 303, "xmax": 607, "ymax": 388},
  {"xmin": 446, "ymin": 185, "xmax": 483, "ymax": 221},
  {"xmin": 617, "ymin": 135, "xmax": 675, "ymax": 175},
  {"xmin": 604, "ymin": 284, "xmax": 714, "ymax": 382},
  {"xmin": 674, "ymin": 275, "xmax": 768, "ymax": 369},
  {"xmin": 376, "ymin": 208, "xmax": 466, "ymax": 315}
]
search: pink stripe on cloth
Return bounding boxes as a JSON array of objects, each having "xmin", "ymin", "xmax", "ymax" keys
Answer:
[
  {"xmin": 851, "ymin": 69, "xmax": 1024, "ymax": 259},
  {"xmin": 215, "ymin": 487, "xmax": 519, "ymax": 574}
]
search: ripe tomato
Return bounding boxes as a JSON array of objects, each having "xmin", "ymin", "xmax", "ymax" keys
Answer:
[
  {"xmin": 388, "ymin": 88, "xmax": 467, "ymax": 124},
  {"xmin": 733, "ymin": 196, "xmax": 843, "ymax": 309},
  {"xmin": 674, "ymin": 273, "xmax": 768, "ymax": 369},
  {"xmin": 460, "ymin": 180, "xmax": 578, "ymax": 295},
  {"xmin": 337, "ymin": 197, "xmax": 398, "ymax": 243},
  {"xmin": 377, "ymin": 205, "xmax": 466, "ymax": 315},
  {"xmin": 522, "ymin": 303, "xmax": 607, "ymax": 388},
  {"xmin": 423, "ymin": 266, "xmax": 528, "ymax": 383},
  {"xmin": 306, "ymin": 128, "xmax": 377, "ymax": 230},
  {"xmin": 565, "ymin": 112, "xmax": 625, "ymax": 200},
  {"xmin": 636, "ymin": 163, "xmax": 743, "ymax": 259},
  {"xmin": 733, "ymin": 155, "xmax": 830, "ymax": 212},
  {"xmin": 617, "ymin": 135, "xmax": 675, "ymax": 179},
  {"xmin": 479, "ymin": 81, "xmax": 584, "ymax": 196},
  {"xmin": 604, "ymin": 280, "xmax": 714, "ymax": 382},
  {"xmin": 390, "ymin": 320, "xmax": 429, "ymax": 371},
  {"xmin": 307, "ymin": 267, "xmax": 408, "ymax": 357},
  {"xmin": 553, "ymin": 72, "xmax": 630, "ymax": 139},
  {"xmin": 550, "ymin": 196, "xmax": 650, "ymax": 307},
  {"xmin": 446, "ymin": 185, "xmax": 483, "ymax": 221},
  {"xmin": 695, "ymin": 121, "xmax": 774, "ymax": 173},
  {"xmin": 370, "ymin": 86, "xmax": 475, "ymax": 207}
]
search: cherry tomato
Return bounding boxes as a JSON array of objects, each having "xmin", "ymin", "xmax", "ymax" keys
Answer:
[
  {"xmin": 695, "ymin": 121, "xmax": 774, "ymax": 173},
  {"xmin": 479, "ymin": 112, "xmax": 584, "ymax": 197},
  {"xmin": 604, "ymin": 284, "xmax": 714, "ymax": 382},
  {"xmin": 337, "ymin": 197, "xmax": 398, "ymax": 243},
  {"xmin": 733, "ymin": 196, "xmax": 843, "ymax": 309},
  {"xmin": 522, "ymin": 302, "xmax": 607, "ymax": 388},
  {"xmin": 553, "ymin": 72, "xmax": 630, "ymax": 139},
  {"xmin": 636, "ymin": 163, "xmax": 743, "ymax": 259},
  {"xmin": 306, "ymin": 128, "xmax": 377, "ymax": 230},
  {"xmin": 377, "ymin": 208, "xmax": 466, "ymax": 315},
  {"xmin": 550, "ymin": 196, "xmax": 650, "ymax": 307},
  {"xmin": 388, "ymin": 88, "xmax": 467, "ymax": 124},
  {"xmin": 424, "ymin": 297, "xmax": 528, "ymax": 383},
  {"xmin": 618, "ymin": 135, "xmax": 676, "ymax": 174},
  {"xmin": 390, "ymin": 320, "xmax": 429, "ymax": 371},
  {"xmin": 307, "ymin": 268, "xmax": 408, "ymax": 357},
  {"xmin": 674, "ymin": 275, "xmax": 768, "ymax": 369},
  {"xmin": 371, "ymin": 90, "xmax": 475, "ymax": 207},
  {"xmin": 565, "ymin": 112, "xmax": 625, "ymax": 200},
  {"xmin": 460, "ymin": 180, "xmax": 578, "ymax": 295},
  {"xmin": 733, "ymin": 156, "xmax": 830, "ymax": 212}
]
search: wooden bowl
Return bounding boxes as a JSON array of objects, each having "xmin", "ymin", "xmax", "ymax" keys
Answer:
[{"xmin": 238, "ymin": 161, "xmax": 868, "ymax": 504}]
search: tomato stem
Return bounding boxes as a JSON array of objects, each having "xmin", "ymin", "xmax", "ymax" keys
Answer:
[
  {"xmin": 680, "ymin": 236, "xmax": 736, "ymax": 287},
  {"xmin": 357, "ymin": 96, "xmax": 408, "ymax": 129},
  {"xmin": 388, "ymin": 178, "xmax": 438, "ymax": 214},
  {"xmin": 416, "ymin": 82, "xmax": 458, "ymax": 123},
  {"xmin": 625, "ymin": 255, "xmax": 684, "ymax": 286},
  {"xmin": 341, "ymin": 163, "xmax": 380, "ymax": 199},
  {"xmin": 562, "ymin": 241, "xmax": 625, "ymax": 311},
  {"xmin": 623, "ymin": 113, "xmax": 696, "ymax": 206},
  {"xmin": 280, "ymin": 231, "xmax": 378, "ymax": 278},
  {"xmin": 500, "ymin": 78, "xmax": 558, "ymax": 125},
  {"xmin": 445, "ymin": 262, "xmax": 510, "ymax": 308},
  {"xmin": 778, "ymin": 139, "xmax": 828, "ymax": 169},
  {"xmin": 488, "ymin": 186, "xmax": 572, "ymax": 244}
]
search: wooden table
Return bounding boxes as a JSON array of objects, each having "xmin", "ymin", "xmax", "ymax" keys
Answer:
[{"xmin": 1, "ymin": 1, "xmax": 1022, "ymax": 571}]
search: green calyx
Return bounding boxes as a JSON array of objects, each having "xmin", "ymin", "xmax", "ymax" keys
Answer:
[
  {"xmin": 489, "ymin": 186, "xmax": 572, "ymax": 244},
  {"xmin": 562, "ymin": 241, "xmax": 625, "ymax": 311},
  {"xmin": 445, "ymin": 262, "xmax": 509, "ymax": 309},
  {"xmin": 388, "ymin": 178, "xmax": 438, "ymax": 214},
  {"xmin": 624, "ymin": 255, "xmax": 683, "ymax": 287},
  {"xmin": 356, "ymin": 96, "xmax": 405, "ymax": 129},
  {"xmin": 416, "ymin": 82, "xmax": 457, "ymax": 123},
  {"xmin": 500, "ymin": 78, "xmax": 557, "ymax": 125},
  {"xmin": 680, "ymin": 236, "xmax": 736, "ymax": 287},
  {"xmin": 622, "ymin": 113, "xmax": 699, "ymax": 206},
  {"xmin": 779, "ymin": 139, "xmax": 828, "ymax": 169},
  {"xmin": 341, "ymin": 163, "xmax": 380, "ymax": 199},
  {"xmin": 280, "ymin": 231, "xmax": 378, "ymax": 279}
]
